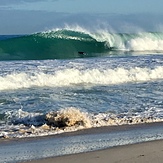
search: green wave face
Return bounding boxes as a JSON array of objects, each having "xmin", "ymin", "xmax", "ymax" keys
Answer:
[
  {"xmin": 0, "ymin": 30, "xmax": 109, "ymax": 60},
  {"xmin": 1, "ymin": 29, "xmax": 163, "ymax": 60}
]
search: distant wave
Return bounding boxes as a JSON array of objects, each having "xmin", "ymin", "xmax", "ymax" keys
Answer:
[{"xmin": 1, "ymin": 26, "xmax": 163, "ymax": 60}]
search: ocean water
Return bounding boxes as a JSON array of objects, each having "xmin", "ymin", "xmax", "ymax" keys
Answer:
[{"xmin": 1, "ymin": 26, "xmax": 163, "ymax": 138}]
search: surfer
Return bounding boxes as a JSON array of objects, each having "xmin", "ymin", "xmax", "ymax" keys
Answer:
[
  {"xmin": 78, "ymin": 51, "xmax": 86, "ymax": 55},
  {"xmin": 78, "ymin": 51, "xmax": 87, "ymax": 57},
  {"xmin": 78, "ymin": 51, "xmax": 87, "ymax": 58}
]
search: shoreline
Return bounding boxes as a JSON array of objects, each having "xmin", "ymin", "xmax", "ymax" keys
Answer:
[
  {"xmin": 1, "ymin": 122, "xmax": 163, "ymax": 162},
  {"xmin": 1, "ymin": 121, "xmax": 163, "ymax": 143}
]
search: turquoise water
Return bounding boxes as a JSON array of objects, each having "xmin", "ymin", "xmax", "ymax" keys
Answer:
[{"xmin": 1, "ymin": 28, "xmax": 163, "ymax": 60}]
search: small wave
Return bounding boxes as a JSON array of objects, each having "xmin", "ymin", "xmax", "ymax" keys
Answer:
[{"xmin": 1, "ymin": 107, "xmax": 163, "ymax": 139}]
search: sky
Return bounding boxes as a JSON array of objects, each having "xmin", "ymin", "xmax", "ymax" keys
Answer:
[{"xmin": 0, "ymin": 0, "xmax": 163, "ymax": 34}]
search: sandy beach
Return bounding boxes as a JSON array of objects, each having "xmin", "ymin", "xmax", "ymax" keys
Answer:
[
  {"xmin": 1, "ymin": 122, "xmax": 163, "ymax": 163},
  {"xmin": 24, "ymin": 139, "xmax": 163, "ymax": 163}
]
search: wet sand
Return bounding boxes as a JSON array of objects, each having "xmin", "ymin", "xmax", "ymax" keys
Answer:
[
  {"xmin": 1, "ymin": 122, "xmax": 163, "ymax": 163},
  {"xmin": 24, "ymin": 139, "xmax": 163, "ymax": 163}
]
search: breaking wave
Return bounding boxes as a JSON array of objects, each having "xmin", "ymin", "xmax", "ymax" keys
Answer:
[
  {"xmin": 1, "ymin": 107, "xmax": 163, "ymax": 138},
  {"xmin": 1, "ymin": 26, "xmax": 163, "ymax": 60},
  {"xmin": 0, "ymin": 66, "xmax": 163, "ymax": 90}
]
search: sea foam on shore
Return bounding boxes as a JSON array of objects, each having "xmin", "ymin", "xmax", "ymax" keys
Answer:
[{"xmin": 1, "ymin": 107, "xmax": 163, "ymax": 139}]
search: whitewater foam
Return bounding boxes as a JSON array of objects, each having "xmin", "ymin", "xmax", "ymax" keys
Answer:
[
  {"xmin": 46, "ymin": 107, "xmax": 91, "ymax": 128},
  {"xmin": 0, "ymin": 66, "xmax": 163, "ymax": 91},
  {"xmin": 1, "ymin": 107, "xmax": 163, "ymax": 139},
  {"xmin": 91, "ymin": 31, "xmax": 163, "ymax": 51}
]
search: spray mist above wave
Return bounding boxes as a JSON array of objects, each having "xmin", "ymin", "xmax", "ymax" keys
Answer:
[
  {"xmin": 0, "ymin": 66, "xmax": 163, "ymax": 91},
  {"xmin": 41, "ymin": 25, "xmax": 163, "ymax": 51}
]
